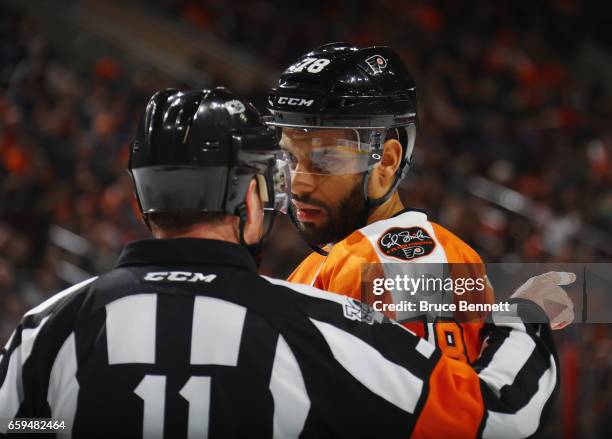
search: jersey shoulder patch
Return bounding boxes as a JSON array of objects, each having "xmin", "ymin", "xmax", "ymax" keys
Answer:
[
  {"xmin": 356, "ymin": 210, "xmax": 449, "ymax": 263},
  {"xmin": 377, "ymin": 226, "xmax": 436, "ymax": 261}
]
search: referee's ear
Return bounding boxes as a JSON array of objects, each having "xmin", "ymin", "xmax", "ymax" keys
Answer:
[{"xmin": 243, "ymin": 178, "xmax": 264, "ymax": 244}]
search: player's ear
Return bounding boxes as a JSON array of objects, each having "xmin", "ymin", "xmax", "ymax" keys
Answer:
[
  {"xmin": 244, "ymin": 178, "xmax": 264, "ymax": 244},
  {"xmin": 368, "ymin": 138, "xmax": 402, "ymax": 197}
]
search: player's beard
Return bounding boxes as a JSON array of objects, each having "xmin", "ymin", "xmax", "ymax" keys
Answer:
[{"xmin": 293, "ymin": 179, "xmax": 369, "ymax": 246}]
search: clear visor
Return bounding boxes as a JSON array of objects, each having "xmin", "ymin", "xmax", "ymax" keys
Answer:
[
  {"xmin": 263, "ymin": 152, "xmax": 291, "ymax": 214},
  {"xmin": 278, "ymin": 127, "xmax": 385, "ymax": 176}
]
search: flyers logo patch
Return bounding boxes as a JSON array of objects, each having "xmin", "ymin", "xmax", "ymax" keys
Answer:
[
  {"xmin": 365, "ymin": 55, "xmax": 387, "ymax": 74},
  {"xmin": 377, "ymin": 227, "xmax": 436, "ymax": 261}
]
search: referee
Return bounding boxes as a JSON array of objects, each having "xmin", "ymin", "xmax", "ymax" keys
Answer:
[{"xmin": 1, "ymin": 88, "xmax": 561, "ymax": 438}]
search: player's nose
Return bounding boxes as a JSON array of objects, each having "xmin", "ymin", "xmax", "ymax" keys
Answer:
[{"xmin": 290, "ymin": 165, "xmax": 317, "ymax": 195}]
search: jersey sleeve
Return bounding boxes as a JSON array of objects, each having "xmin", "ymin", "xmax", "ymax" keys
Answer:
[
  {"xmin": 302, "ymin": 289, "xmax": 558, "ymax": 438},
  {"xmin": 411, "ymin": 300, "xmax": 557, "ymax": 438},
  {"xmin": 0, "ymin": 277, "xmax": 96, "ymax": 432},
  {"xmin": 0, "ymin": 312, "xmax": 58, "ymax": 430}
]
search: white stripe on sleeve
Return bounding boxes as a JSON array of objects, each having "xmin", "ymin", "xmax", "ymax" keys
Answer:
[
  {"xmin": 0, "ymin": 347, "xmax": 23, "ymax": 431},
  {"xmin": 48, "ymin": 333, "xmax": 79, "ymax": 438},
  {"xmin": 25, "ymin": 277, "xmax": 98, "ymax": 317},
  {"xmin": 0, "ymin": 316, "xmax": 52, "ymax": 429},
  {"xmin": 478, "ymin": 329, "xmax": 536, "ymax": 398},
  {"xmin": 310, "ymin": 318, "xmax": 423, "ymax": 414},
  {"xmin": 482, "ymin": 356, "xmax": 557, "ymax": 439},
  {"xmin": 269, "ymin": 335, "xmax": 310, "ymax": 439}
]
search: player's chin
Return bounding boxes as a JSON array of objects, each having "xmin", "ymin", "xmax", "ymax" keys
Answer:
[
  {"xmin": 298, "ymin": 220, "xmax": 324, "ymax": 235},
  {"xmin": 298, "ymin": 221, "xmax": 332, "ymax": 244}
]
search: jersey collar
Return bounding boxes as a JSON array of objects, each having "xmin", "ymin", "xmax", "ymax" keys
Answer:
[
  {"xmin": 115, "ymin": 238, "xmax": 258, "ymax": 272},
  {"xmin": 391, "ymin": 207, "xmax": 427, "ymax": 218}
]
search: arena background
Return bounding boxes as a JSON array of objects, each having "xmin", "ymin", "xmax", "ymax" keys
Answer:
[{"xmin": 0, "ymin": 0, "xmax": 610, "ymax": 437}]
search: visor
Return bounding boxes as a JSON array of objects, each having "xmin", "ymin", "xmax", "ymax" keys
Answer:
[
  {"xmin": 276, "ymin": 126, "xmax": 386, "ymax": 176},
  {"xmin": 268, "ymin": 153, "xmax": 291, "ymax": 214}
]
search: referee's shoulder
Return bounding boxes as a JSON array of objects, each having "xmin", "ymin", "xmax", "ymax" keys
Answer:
[
  {"xmin": 22, "ymin": 275, "xmax": 99, "ymax": 323},
  {"xmin": 20, "ymin": 264, "xmax": 139, "ymax": 322},
  {"xmin": 261, "ymin": 276, "xmax": 348, "ymax": 307}
]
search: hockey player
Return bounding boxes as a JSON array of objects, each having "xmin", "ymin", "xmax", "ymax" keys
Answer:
[{"xmin": 268, "ymin": 43, "xmax": 496, "ymax": 362}]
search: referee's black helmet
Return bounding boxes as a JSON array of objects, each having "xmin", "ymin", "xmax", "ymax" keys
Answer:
[{"xmin": 128, "ymin": 87, "xmax": 290, "ymax": 224}]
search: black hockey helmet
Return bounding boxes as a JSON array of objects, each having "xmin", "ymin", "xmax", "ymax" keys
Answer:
[
  {"xmin": 129, "ymin": 87, "xmax": 290, "ymax": 238},
  {"xmin": 267, "ymin": 42, "xmax": 417, "ymax": 207}
]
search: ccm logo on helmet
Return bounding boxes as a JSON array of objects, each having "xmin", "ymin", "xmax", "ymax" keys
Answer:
[
  {"xmin": 144, "ymin": 272, "xmax": 217, "ymax": 282},
  {"xmin": 277, "ymin": 96, "xmax": 314, "ymax": 107}
]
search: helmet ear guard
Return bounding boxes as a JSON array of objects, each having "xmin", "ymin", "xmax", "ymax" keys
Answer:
[
  {"xmin": 255, "ymin": 174, "xmax": 270, "ymax": 204},
  {"xmin": 363, "ymin": 120, "xmax": 416, "ymax": 207}
]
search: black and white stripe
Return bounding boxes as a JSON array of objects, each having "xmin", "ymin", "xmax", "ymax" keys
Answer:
[
  {"xmin": 0, "ymin": 244, "xmax": 558, "ymax": 438},
  {"xmin": 0, "ymin": 277, "xmax": 98, "ymax": 433},
  {"xmin": 474, "ymin": 302, "xmax": 558, "ymax": 438}
]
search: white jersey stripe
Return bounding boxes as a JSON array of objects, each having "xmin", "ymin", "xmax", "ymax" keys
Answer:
[
  {"xmin": 263, "ymin": 276, "xmax": 347, "ymax": 306},
  {"xmin": 2, "ymin": 331, "xmax": 16, "ymax": 353},
  {"xmin": 0, "ymin": 346, "xmax": 23, "ymax": 431},
  {"xmin": 48, "ymin": 333, "xmax": 79, "ymax": 438},
  {"xmin": 482, "ymin": 355, "xmax": 557, "ymax": 439},
  {"xmin": 478, "ymin": 329, "xmax": 536, "ymax": 398},
  {"xmin": 269, "ymin": 335, "xmax": 310, "ymax": 439},
  {"xmin": 310, "ymin": 318, "xmax": 423, "ymax": 414},
  {"xmin": 0, "ymin": 316, "xmax": 52, "ymax": 429},
  {"xmin": 25, "ymin": 277, "xmax": 98, "ymax": 318},
  {"xmin": 106, "ymin": 294, "xmax": 157, "ymax": 365},
  {"xmin": 190, "ymin": 297, "xmax": 246, "ymax": 366}
]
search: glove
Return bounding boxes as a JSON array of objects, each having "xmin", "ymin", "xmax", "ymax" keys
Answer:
[{"xmin": 510, "ymin": 271, "xmax": 576, "ymax": 330}]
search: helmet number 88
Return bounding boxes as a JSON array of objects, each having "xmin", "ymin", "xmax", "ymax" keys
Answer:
[{"xmin": 291, "ymin": 57, "xmax": 331, "ymax": 74}]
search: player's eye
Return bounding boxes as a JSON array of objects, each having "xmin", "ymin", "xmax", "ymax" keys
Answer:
[{"xmin": 285, "ymin": 151, "xmax": 299, "ymax": 170}]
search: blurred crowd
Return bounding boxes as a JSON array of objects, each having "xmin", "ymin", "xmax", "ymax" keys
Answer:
[
  {"xmin": 0, "ymin": 5, "xmax": 171, "ymax": 337},
  {"xmin": 1, "ymin": 0, "xmax": 611, "ymax": 436},
  {"xmin": 155, "ymin": 0, "xmax": 612, "ymax": 263}
]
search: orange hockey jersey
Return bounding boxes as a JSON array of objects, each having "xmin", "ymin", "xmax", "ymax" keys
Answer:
[{"xmin": 289, "ymin": 209, "xmax": 494, "ymax": 363}]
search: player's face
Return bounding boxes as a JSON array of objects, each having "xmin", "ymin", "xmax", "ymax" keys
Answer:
[{"xmin": 281, "ymin": 128, "xmax": 370, "ymax": 245}]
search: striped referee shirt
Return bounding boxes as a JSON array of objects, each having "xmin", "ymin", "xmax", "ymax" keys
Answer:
[{"xmin": 0, "ymin": 238, "xmax": 558, "ymax": 438}]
